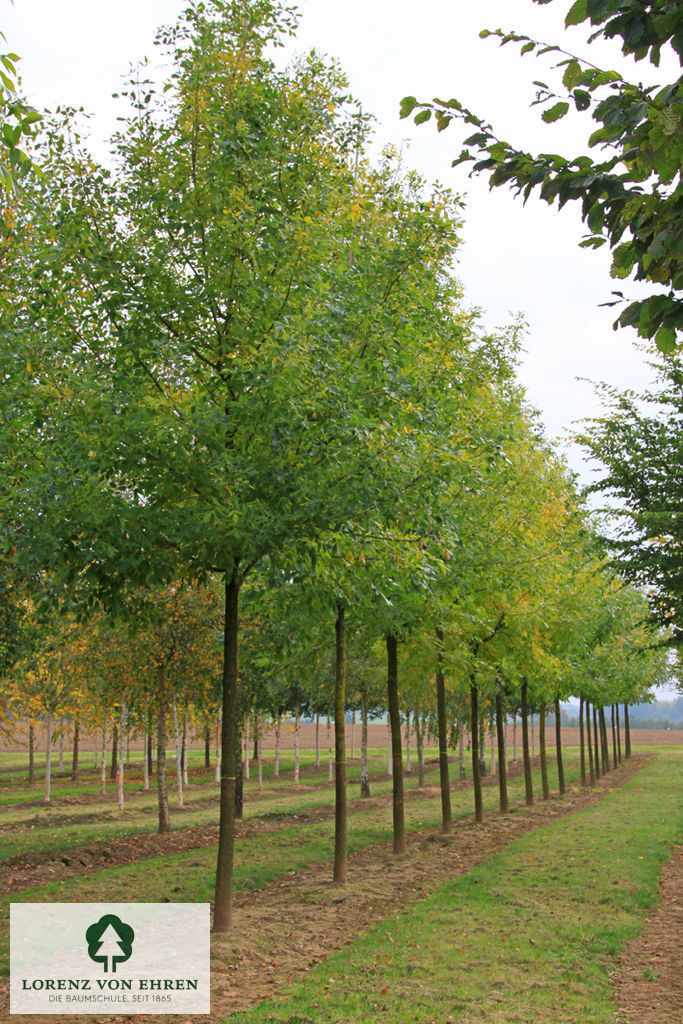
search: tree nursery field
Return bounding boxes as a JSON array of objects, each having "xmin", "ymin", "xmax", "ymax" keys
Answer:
[{"xmin": 1, "ymin": 742, "xmax": 680, "ymax": 1024}]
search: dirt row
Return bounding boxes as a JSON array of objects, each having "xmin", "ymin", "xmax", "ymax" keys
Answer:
[
  {"xmin": 4, "ymin": 752, "xmax": 673, "ymax": 1024},
  {"xmin": 0, "ymin": 758, "xmax": 530, "ymax": 895}
]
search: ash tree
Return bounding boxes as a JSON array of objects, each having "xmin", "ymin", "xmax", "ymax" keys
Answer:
[{"xmin": 401, "ymin": 0, "xmax": 682, "ymax": 351}]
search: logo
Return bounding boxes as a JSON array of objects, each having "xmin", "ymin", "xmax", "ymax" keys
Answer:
[{"xmin": 85, "ymin": 914, "xmax": 135, "ymax": 973}]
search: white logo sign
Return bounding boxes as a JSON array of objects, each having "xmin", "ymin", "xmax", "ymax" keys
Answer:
[{"xmin": 11, "ymin": 903, "xmax": 210, "ymax": 1015}]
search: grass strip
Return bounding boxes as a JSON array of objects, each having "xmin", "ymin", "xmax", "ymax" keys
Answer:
[{"xmin": 229, "ymin": 750, "xmax": 682, "ymax": 1024}]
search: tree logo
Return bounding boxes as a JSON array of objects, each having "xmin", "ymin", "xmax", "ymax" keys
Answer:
[{"xmin": 85, "ymin": 914, "xmax": 135, "ymax": 973}]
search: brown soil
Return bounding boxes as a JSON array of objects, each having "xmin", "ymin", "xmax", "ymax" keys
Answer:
[
  {"xmin": 613, "ymin": 846, "xmax": 682, "ymax": 1024},
  {"xmin": 1, "ymin": 753, "xmax": 660, "ymax": 1024}
]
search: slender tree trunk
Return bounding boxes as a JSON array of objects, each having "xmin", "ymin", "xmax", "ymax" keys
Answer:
[
  {"xmin": 214, "ymin": 711, "xmax": 221, "ymax": 784},
  {"xmin": 458, "ymin": 715, "xmax": 466, "ymax": 780},
  {"xmin": 243, "ymin": 715, "xmax": 250, "ymax": 782},
  {"xmin": 256, "ymin": 716, "xmax": 263, "ymax": 790},
  {"xmin": 204, "ymin": 722, "xmax": 211, "ymax": 770},
  {"xmin": 148, "ymin": 715, "xmax": 154, "ymax": 779},
  {"xmin": 173, "ymin": 695, "xmax": 183, "ymax": 807},
  {"xmin": 599, "ymin": 707, "xmax": 610, "ymax": 773},
  {"xmin": 45, "ymin": 711, "xmax": 52, "ymax": 804},
  {"xmin": 351, "ymin": 708, "xmax": 356, "ymax": 761},
  {"xmin": 616, "ymin": 704, "xmax": 622, "ymax": 764},
  {"xmin": 415, "ymin": 703, "xmax": 425, "ymax": 788},
  {"xmin": 126, "ymin": 722, "xmax": 130, "ymax": 766},
  {"xmin": 554, "ymin": 698, "xmax": 565, "ymax": 795},
  {"xmin": 101, "ymin": 713, "xmax": 107, "ymax": 795},
  {"xmin": 435, "ymin": 626, "xmax": 452, "ymax": 833},
  {"xmin": 235, "ymin": 720, "xmax": 243, "ymax": 821},
  {"xmin": 593, "ymin": 705, "xmax": 601, "ymax": 779},
  {"xmin": 611, "ymin": 704, "xmax": 618, "ymax": 768},
  {"xmin": 470, "ymin": 680, "xmax": 483, "ymax": 822},
  {"xmin": 327, "ymin": 713, "xmax": 334, "ymax": 784},
  {"xmin": 274, "ymin": 714, "xmax": 281, "ymax": 777},
  {"xmin": 28, "ymin": 722, "xmax": 35, "ymax": 785},
  {"xmin": 58, "ymin": 727, "xmax": 64, "ymax": 774},
  {"xmin": 214, "ymin": 570, "xmax": 240, "ymax": 932},
  {"xmin": 624, "ymin": 703, "xmax": 631, "ymax": 758},
  {"xmin": 405, "ymin": 711, "xmax": 411, "ymax": 772},
  {"xmin": 110, "ymin": 722, "xmax": 118, "ymax": 781},
  {"xmin": 530, "ymin": 711, "xmax": 535, "ymax": 759},
  {"xmin": 333, "ymin": 602, "xmax": 347, "ymax": 883},
  {"xmin": 315, "ymin": 713, "xmax": 320, "ymax": 769},
  {"xmin": 478, "ymin": 716, "xmax": 487, "ymax": 777},
  {"xmin": 579, "ymin": 696, "xmax": 586, "ymax": 785},
  {"xmin": 585, "ymin": 699, "xmax": 595, "ymax": 784},
  {"xmin": 360, "ymin": 694, "xmax": 370, "ymax": 798},
  {"xmin": 386, "ymin": 713, "xmax": 392, "ymax": 777},
  {"xmin": 512, "ymin": 711, "xmax": 518, "ymax": 764},
  {"xmin": 539, "ymin": 702, "xmax": 549, "ymax": 800},
  {"xmin": 94, "ymin": 730, "xmax": 98, "ymax": 769},
  {"xmin": 117, "ymin": 703, "xmax": 126, "ymax": 812},
  {"xmin": 521, "ymin": 679, "xmax": 533, "ymax": 806},
  {"xmin": 489, "ymin": 716, "xmax": 496, "ymax": 776},
  {"xmin": 293, "ymin": 705, "xmax": 300, "ymax": 786},
  {"xmin": 71, "ymin": 718, "xmax": 80, "ymax": 782},
  {"xmin": 386, "ymin": 633, "xmax": 407, "ymax": 852},
  {"xmin": 495, "ymin": 685, "xmax": 509, "ymax": 814},
  {"xmin": 143, "ymin": 726, "xmax": 149, "ymax": 792},
  {"xmin": 182, "ymin": 707, "xmax": 189, "ymax": 787}
]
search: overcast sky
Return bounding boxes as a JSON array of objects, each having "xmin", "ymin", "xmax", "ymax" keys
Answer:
[{"xmin": 5, "ymin": 0, "xmax": 666, "ymax": 479}]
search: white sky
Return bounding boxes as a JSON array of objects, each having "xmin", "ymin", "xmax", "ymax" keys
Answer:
[{"xmin": 4, "ymin": 0, "xmax": 679, "ymax": 697}]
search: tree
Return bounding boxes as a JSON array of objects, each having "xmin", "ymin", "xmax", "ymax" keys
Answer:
[
  {"xmin": 401, "ymin": 0, "xmax": 683, "ymax": 351},
  {"xmin": 0, "ymin": 29, "xmax": 41, "ymax": 192},
  {"xmin": 580, "ymin": 353, "xmax": 683, "ymax": 652}
]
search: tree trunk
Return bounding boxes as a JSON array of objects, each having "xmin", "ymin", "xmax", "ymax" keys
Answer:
[
  {"xmin": 415, "ymin": 703, "xmax": 425, "ymax": 788},
  {"xmin": 470, "ymin": 680, "xmax": 483, "ymax": 822},
  {"xmin": 28, "ymin": 722, "xmax": 35, "ymax": 784},
  {"xmin": 435, "ymin": 626, "xmax": 452, "ymax": 833},
  {"xmin": 386, "ymin": 713, "xmax": 392, "ymax": 776},
  {"xmin": 45, "ymin": 711, "xmax": 52, "ymax": 804},
  {"xmin": 117, "ymin": 703, "xmax": 126, "ymax": 812},
  {"xmin": 110, "ymin": 722, "xmax": 118, "ymax": 781},
  {"xmin": 173, "ymin": 695, "xmax": 183, "ymax": 807},
  {"xmin": 182, "ymin": 707, "xmax": 189, "ymax": 787},
  {"xmin": 495, "ymin": 685, "xmax": 508, "ymax": 814},
  {"xmin": 351, "ymin": 708, "xmax": 356, "ymax": 762},
  {"xmin": 611, "ymin": 704, "xmax": 618, "ymax": 769},
  {"xmin": 293, "ymin": 705, "xmax": 300, "ymax": 786},
  {"xmin": 256, "ymin": 716, "xmax": 263, "ymax": 790},
  {"xmin": 148, "ymin": 715, "xmax": 154, "ymax": 779},
  {"xmin": 599, "ymin": 707, "xmax": 610, "ymax": 773},
  {"xmin": 616, "ymin": 704, "xmax": 622, "ymax": 764},
  {"xmin": 585, "ymin": 699, "xmax": 595, "ymax": 784},
  {"xmin": 458, "ymin": 715, "xmax": 466, "ymax": 780},
  {"xmin": 592, "ymin": 705, "xmax": 601, "ymax": 779},
  {"xmin": 214, "ymin": 711, "xmax": 221, "ymax": 784},
  {"xmin": 243, "ymin": 715, "xmax": 250, "ymax": 782},
  {"xmin": 579, "ymin": 696, "xmax": 586, "ymax": 786},
  {"xmin": 143, "ymin": 726, "xmax": 150, "ymax": 792},
  {"xmin": 274, "ymin": 714, "xmax": 281, "ymax": 777},
  {"xmin": 555, "ymin": 698, "xmax": 565, "ymax": 795},
  {"xmin": 624, "ymin": 703, "xmax": 631, "ymax": 758},
  {"xmin": 315, "ymin": 713, "xmax": 320, "ymax": 769},
  {"xmin": 478, "ymin": 716, "xmax": 487, "ymax": 777},
  {"xmin": 71, "ymin": 718, "xmax": 80, "ymax": 782},
  {"xmin": 327, "ymin": 713, "xmax": 334, "ymax": 784},
  {"xmin": 214, "ymin": 570, "xmax": 240, "ymax": 932},
  {"xmin": 404, "ymin": 711, "xmax": 411, "ymax": 773},
  {"xmin": 387, "ymin": 633, "xmax": 407, "ymax": 852},
  {"xmin": 58, "ymin": 727, "xmax": 64, "ymax": 774},
  {"xmin": 360, "ymin": 694, "xmax": 370, "ymax": 798},
  {"xmin": 530, "ymin": 710, "xmax": 535, "ymax": 759},
  {"xmin": 204, "ymin": 722, "xmax": 211, "ymax": 770},
  {"xmin": 489, "ymin": 715, "xmax": 496, "ymax": 776},
  {"xmin": 521, "ymin": 679, "xmax": 533, "ymax": 806},
  {"xmin": 512, "ymin": 711, "xmax": 517, "ymax": 764},
  {"xmin": 539, "ymin": 702, "xmax": 549, "ymax": 800},
  {"xmin": 333, "ymin": 602, "xmax": 347, "ymax": 883},
  {"xmin": 101, "ymin": 713, "xmax": 107, "ymax": 795}
]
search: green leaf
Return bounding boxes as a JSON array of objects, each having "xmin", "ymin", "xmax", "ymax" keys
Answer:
[
  {"xmin": 541, "ymin": 102, "xmax": 570, "ymax": 123},
  {"xmin": 565, "ymin": 0, "xmax": 588, "ymax": 28},
  {"xmin": 654, "ymin": 327, "xmax": 676, "ymax": 354},
  {"xmin": 399, "ymin": 96, "xmax": 418, "ymax": 119},
  {"xmin": 413, "ymin": 109, "xmax": 432, "ymax": 125}
]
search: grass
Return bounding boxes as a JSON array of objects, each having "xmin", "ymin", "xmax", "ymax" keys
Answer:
[{"xmin": 228, "ymin": 749, "xmax": 682, "ymax": 1024}]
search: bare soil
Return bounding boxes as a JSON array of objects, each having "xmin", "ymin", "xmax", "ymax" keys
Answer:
[
  {"xmin": 1, "ymin": 753, "xmax": 665, "ymax": 1024},
  {"xmin": 613, "ymin": 845, "xmax": 682, "ymax": 1024}
]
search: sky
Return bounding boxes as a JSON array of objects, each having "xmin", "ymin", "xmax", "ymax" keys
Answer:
[{"xmin": 4, "ymin": 1, "xmax": 677, "ymax": 694}]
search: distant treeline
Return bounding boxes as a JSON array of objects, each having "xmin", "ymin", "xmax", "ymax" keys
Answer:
[{"xmin": 558, "ymin": 697, "xmax": 683, "ymax": 731}]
